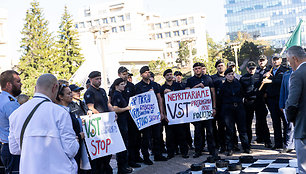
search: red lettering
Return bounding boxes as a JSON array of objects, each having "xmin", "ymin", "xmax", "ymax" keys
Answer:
[
  {"xmin": 101, "ymin": 140, "xmax": 105, "ymax": 152},
  {"xmin": 91, "ymin": 140, "xmax": 97, "ymax": 156},
  {"xmin": 96, "ymin": 140, "xmax": 101, "ymax": 154},
  {"xmin": 106, "ymin": 138, "xmax": 111, "ymax": 153},
  {"xmin": 206, "ymin": 89, "xmax": 209, "ymax": 97}
]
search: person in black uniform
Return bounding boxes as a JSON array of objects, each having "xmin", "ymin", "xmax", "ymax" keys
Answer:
[
  {"xmin": 186, "ymin": 62, "xmax": 217, "ymax": 158},
  {"xmin": 135, "ymin": 66, "xmax": 167, "ymax": 165},
  {"xmin": 84, "ymin": 71, "xmax": 114, "ymax": 174},
  {"xmin": 111, "ymin": 78, "xmax": 133, "ymax": 174},
  {"xmin": 68, "ymin": 84, "xmax": 89, "ymax": 117},
  {"xmin": 262, "ymin": 54, "xmax": 289, "ymax": 149},
  {"xmin": 253, "ymin": 55, "xmax": 272, "ymax": 147},
  {"xmin": 220, "ymin": 68, "xmax": 251, "ymax": 156},
  {"xmin": 240, "ymin": 61, "xmax": 257, "ymax": 144},
  {"xmin": 174, "ymin": 71, "xmax": 193, "ymax": 150},
  {"xmin": 108, "ymin": 67, "xmax": 141, "ymax": 168},
  {"xmin": 160, "ymin": 69, "xmax": 189, "ymax": 159}
]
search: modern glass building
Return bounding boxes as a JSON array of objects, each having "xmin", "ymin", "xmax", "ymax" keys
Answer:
[{"xmin": 224, "ymin": 0, "xmax": 306, "ymax": 48}]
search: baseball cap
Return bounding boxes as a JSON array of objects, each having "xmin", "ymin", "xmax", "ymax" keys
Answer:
[
  {"xmin": 69, "ymin": 84, "xmax": 84, "ymax": 91},
  {"xmin": 118, "ymin": 66, "xmax": 129, "ymax": 74},
  {"xmin": 247, "ymin": 61, "xmax": 256, "ymax": 69}
]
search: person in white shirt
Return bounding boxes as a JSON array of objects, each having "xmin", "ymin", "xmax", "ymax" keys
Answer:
[{"xmin": 8, "ymin": 73, "xmax": 79, "ymax": 174}]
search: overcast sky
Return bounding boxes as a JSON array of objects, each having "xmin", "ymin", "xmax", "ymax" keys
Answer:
[{"xmin": 1, "ymin": 0, "xmax": 226, "ymax": 61}]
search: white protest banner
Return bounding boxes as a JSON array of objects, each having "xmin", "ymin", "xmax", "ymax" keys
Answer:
[
  {"xmin": 129, "ymin": 90, "xmax": 161, "ymax": 130},
  {"xmin": 165, "ymin": 87, "xmax": 213, "ymax": 125},
  {"xmin": 81, "ymin": 112, "xmax": 126, "ymax": 160}
]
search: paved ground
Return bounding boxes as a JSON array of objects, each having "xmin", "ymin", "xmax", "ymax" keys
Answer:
[{"xmin": 109, "ymin": 115, "xmax": 296, "ymax": 174}]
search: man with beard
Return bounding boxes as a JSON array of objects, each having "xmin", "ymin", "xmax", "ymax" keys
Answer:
[
  {"xmin": 0, "ymin": 70, "xmax": 22, "ymax": 173},
  {"xmin": 160, "ymin": 69, "xmax": 189, "ymax": 159},
  {"xmin": 186, "ymin": 62, "xmax": 217, "ymax": 158},
  {"xmin": 84, "ymin": 71, "xmax": 116, "ymax": 174}
]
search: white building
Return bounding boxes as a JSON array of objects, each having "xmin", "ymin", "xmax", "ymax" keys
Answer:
[
  {"xmin": 72, "ymin": 0, "xmax": 208, "ymax": 87},
  {"xmin": 0, "ymin": 8, "xmax": 10, "ymax": 73}
]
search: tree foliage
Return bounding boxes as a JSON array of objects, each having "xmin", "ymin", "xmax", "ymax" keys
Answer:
[
  {"xmin": 176, "ymin": 41, "xmax": 190, "ymax": 66},
  {"xmin": 55, "ymin": 6, "xmax": 84, "ymax": 80},
  {"xmin": 18, "ymin": 1, "xmax": 55, "ymax": 96}
]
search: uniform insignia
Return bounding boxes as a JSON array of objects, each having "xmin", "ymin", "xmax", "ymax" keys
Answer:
[
  {"xmin": 8, "ymin": 96, "xmax": 15, "ymax": 101},
  {"xmin": 86, "ymin": 94, "xmax": 90, "ymax": 98}
]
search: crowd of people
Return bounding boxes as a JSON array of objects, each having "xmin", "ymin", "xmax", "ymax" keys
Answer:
[{"xmin": 0, "ymin": 45, "xmax": 305, "ymax": 174}]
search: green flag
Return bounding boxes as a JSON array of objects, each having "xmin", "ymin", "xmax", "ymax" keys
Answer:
[{"xmin": 285, "ymin": 19, "xmax": 303, "ymax": 48}]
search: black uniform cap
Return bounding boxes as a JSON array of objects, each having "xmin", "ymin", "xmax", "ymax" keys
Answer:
[
  {"xmin": 174, "ymin": 71, "xmax": 182, "ymax": 76},
  {"xmin": 259, "ymin": 55, "xmax": 267, "ymax": 60},
  {"xmin": 118, "ymin": 66, "xmax": 129, "ymax": 74},
  {"xmin": 149, "ymin": 72, "xmax": 155, "ymax": 78},
  {"xmin": 140, "ymin": 66, "xmax": 150, "ymax": 74},
  {"xmin": 193, "ymin": 62, "xmax": 202, "ymax": 68},
  {"xmin": 163, "ymin": 69, "xmax": 172, "ymax": 76},
  {"xmin": 88, "ymin": 71, "xmax": 101, "ymax": 78},
  {"xmin": 224, "ymin": 68, "xmax": 234, "ymax": 75},
  {"xmin": 227, "ymin": 61, "xmax": 235, "ymax": 67},
  {"xmin": 215, "ymin": 59, "xmax": 224, "ymax": 68},
  {"xmin": 247, "ymin": 61, "xmax": 256, "ymax": 69},
  {"xmin": 272, "ymin": 53, "xmax": 281, "ymax": 59}
]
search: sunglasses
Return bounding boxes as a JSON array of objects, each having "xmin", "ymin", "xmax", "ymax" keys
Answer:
[{"xmin": 58, "ymin": 83, "xmax": 67, "ymax": 95}]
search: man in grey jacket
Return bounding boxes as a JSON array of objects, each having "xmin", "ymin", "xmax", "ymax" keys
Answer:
[{"xmin": 285, "ymin": 46, "xmax": 306, "ymax": 173}]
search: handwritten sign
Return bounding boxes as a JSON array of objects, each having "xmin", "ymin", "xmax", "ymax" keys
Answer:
[
  {"xmin": 165, "ymin": 87, "xmax": 213, "ymax": 125},
  {"xmin": 81, "ymin": 112, "xmax": 126, "ymax": 160},
  {"xmin": 129, "ymin": 91, "xmax": 161, "ymax": 130}
]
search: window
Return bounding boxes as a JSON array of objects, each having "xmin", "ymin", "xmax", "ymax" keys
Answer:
[
  {"xmin": 188, "ymin": 17, "xmax": 194, "ymax": 24},
  {"xmin": 84, "ymin": 9, "xmax": 91, "ymax": 17},
  {"xmin": 119, "ymin": 25, "xmax": 125, "ymax": 32},
  {"xmin": 166, "ymin": 42, "xmax": 172, "ymax": 48},
  {"xmin": 94, "ymin": 19, "xmax": 100, "ymax": 26},
  {"xmin": 110, "ymin": 17, "xmax": 116, "ymax": 23},
  {"xmin": 190, "ymin": 28, "xmax": 195, "ymax": 34},
  {"xmin": 125, "ymin": 13, "xmax": 130, "ymax": 20},
  {"xmin": 102, "ymin": 18, "xmax": 108, "ymax": 24},
  {"xmin": 156, "ymin": 33, "xmax": 163, "ymax": 39},
  {"xmin": 173, "ymin": 31, "xmax": 180, "ymax": 36},
  {"xmin": 112, "ymin": 27, "xmax": 117, "ymax": 33},
  {"xmin": 165, "ymin": 32, "xmax": 171, "ymax": 38},
  {"xmin": 155, "ymin": 23, "xmax": 162, "ymax": 29},
  {"xmin": 86, "ymin": 21, "xmax": 92, "ymax": 27},
  {"xmin": 182, "ymin": 29, "xmax": 188, "ymax": 35},
  {"xmin": 164, "ymin": 22, "xmax": 170, "ymax": 28},
  {"xmin": 181, "ymin": 19, "xmax": 187, "ymax": 25},
  {"xmin": 172, "ymin": 20, "xmax": 179, "ymax": 27},
  {"xmin": 118, "ymin": 15, "xmax": 124, "ymax": 22},
  {"xmin": 75, "ymin": 24, "xmax": 78, "ymax": 29},
  {"xmin": 79, "ymin": 22, "xmax": 85, "ymax": 28}
]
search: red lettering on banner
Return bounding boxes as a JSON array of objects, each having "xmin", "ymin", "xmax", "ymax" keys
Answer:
[
  {"xmin": 96, "ymin": 140, "xmax": 101, "ymax": 154},
  {"xmin": 106, "ymin": 139, "xmax": 111, "ymax": 153},
  {"xmin": 91, "ymin": 140, "xmax": 97, "ymax": 156},
  {"xmin": 205, "ymin": 89, "xmax": 209, "ymax": 97}
]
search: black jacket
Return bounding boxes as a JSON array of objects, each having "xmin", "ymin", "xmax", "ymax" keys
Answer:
[
  {"xmin": 220, "ymin": 79, "xmax": 244, "ymax": 104},
  {"xmin": 265, "ymin": 65, "xmax": 289, "ymax": 99}
]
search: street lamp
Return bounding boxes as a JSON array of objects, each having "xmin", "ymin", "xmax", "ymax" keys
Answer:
[
  {"xmin": 228, "ymin": 42, "xmax": 241, "ymax": 73},
  {"xmin": 90, "ymin": 25, "xmax": 111, "ymax": 90}
]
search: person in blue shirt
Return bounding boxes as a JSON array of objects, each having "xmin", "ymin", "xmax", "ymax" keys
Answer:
[
  {"xmin": 279, "ymin": 68, "xmax": 294, "ymax": 153},
  {"xmin": 0, "ymin": 70, "xmax": 22, "ymax": 174}
]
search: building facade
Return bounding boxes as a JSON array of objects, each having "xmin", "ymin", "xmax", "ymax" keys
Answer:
[
  {"xmin": 0, "ymin": 8, "xmax": 10, "ymax": 72},
  {"xmin": 224, "ymin": 0, "xmax": 306, "ymax": 48},
  {"xmin": 72, "ymin": 0, "xmax": 208, "ymax": 86}
]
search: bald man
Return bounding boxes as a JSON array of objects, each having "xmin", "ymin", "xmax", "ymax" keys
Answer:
[{"xmin": 9, "ymin": 74, "xmax": 79, "ymax": 174}]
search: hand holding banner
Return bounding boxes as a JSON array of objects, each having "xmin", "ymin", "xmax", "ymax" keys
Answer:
[
  {"xmin": 129, "ymin": 91, "xmax": 161, "ymax": 130},
  {"xmin": 165, "ymin": 87, "xmax": 213, "ymax": 125},
  {"xmin": 81, "ymin": 112, "xmax": 126, "ymax": 160}
]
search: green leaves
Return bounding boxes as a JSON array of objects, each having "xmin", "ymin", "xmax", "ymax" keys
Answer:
[{"xmin": 18, "ymin": 1, "xmax": 84, "ymax": 97}]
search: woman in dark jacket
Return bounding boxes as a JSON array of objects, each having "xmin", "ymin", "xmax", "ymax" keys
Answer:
[{"xmin": 220, "ymin": 68, "xmax": 251, "ymax": 156}]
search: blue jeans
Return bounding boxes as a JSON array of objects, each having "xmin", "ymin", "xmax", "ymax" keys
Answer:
[{"xmin": 0, "ymin": 143, "xmax": 20, "ymax": 174}]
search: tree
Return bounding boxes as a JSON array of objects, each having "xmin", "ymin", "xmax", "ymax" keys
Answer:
[
  {"xmin": 176, "ymin": 41, "xmax": 190, "ymax": 66},
  {"xmin": 18, "ymin": 0, "xmax": 55, "ymax": 96},
  {"xmin": 55, "ymin": 6, "xmax": 84, "ymax": 80}
]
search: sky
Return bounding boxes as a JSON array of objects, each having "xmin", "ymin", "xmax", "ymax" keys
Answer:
[{"xmin": 1, "ymin": 0, "xmax": 226, "ymax": 61}]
